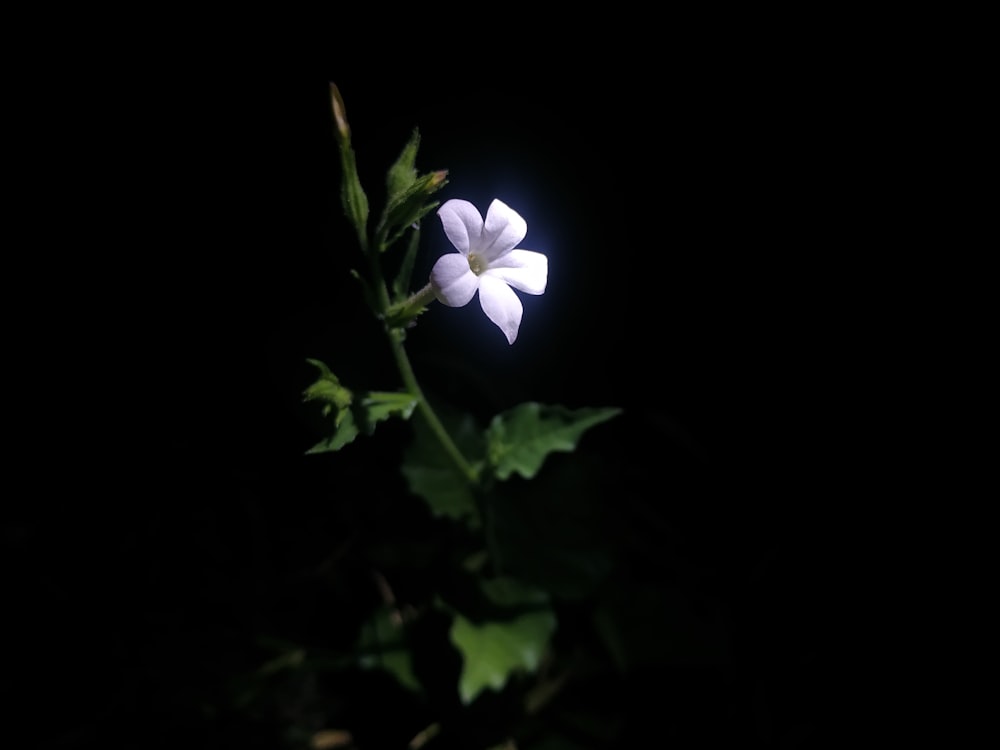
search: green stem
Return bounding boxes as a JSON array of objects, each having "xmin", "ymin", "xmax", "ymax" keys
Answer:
[
  {"xmin": 389, "ymin": 327, "xmax": 479, "ymax": 485},
  {"xmin": 367, "ymin": 255, "xmax": 479, "ymax": 485}
]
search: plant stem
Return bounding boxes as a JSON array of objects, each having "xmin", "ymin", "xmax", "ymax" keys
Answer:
[
  {"xmin": 389, "ymin": 327, "xmax": 479, "ymax": 484},
  {"xmin": 367, "ymin": 253, "xmax": 479, "ymax": 485}
]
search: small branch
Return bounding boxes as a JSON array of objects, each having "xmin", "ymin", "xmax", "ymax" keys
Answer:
[
  {"xmin": 389, "ymin": 328, "xmax": 479, "ymax": 484},
  {"xmin": 524, "ymin": 669, "xmax": 572, "ymax": 716},
  {"xmin": 408, "ymin": 722, "xmax": 441, "ymax": 749}
]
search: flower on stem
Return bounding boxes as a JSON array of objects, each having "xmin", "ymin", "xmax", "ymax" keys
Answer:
[{"xmin": 430, "ymin": 199, "xmax": 548, "ymax": 345}]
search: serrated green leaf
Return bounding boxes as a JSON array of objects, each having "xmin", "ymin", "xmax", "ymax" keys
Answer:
[
  {"xmin": 306, "ymin": 408, "xmax": 359, "ymax": 453},
  {"xmin": 302, "ymin": 358, "xmax": 353, "ymax": 412},
  {"xmin": 400, "ymin": 455, "xmax": 477, "ymax": 522},
  {"xmin": 303, "ymin": 360, "xmax": 416, "ymax": 454},
  {"xmin": 304, "ymin": 357, "xmax": 334, "ymax": 379},
  {"xmin": 486, "ymin": 403, "xmax": 622, "ymax": 480},
  {"xmin": 386, "ymin": 128, "xmax": 420, "ymax": 201},
  {"xmin": 307, "ymin": 392, "xmax": 415, "ymax": 453},
  {"xmin": 382, "ymin": 297, "xmax": 429, "ymax": 331},
  {"xmin": 303, "ymin": 359, "xmax": 358, "ymax": 452},
  {"xmin": 450, "ymin": 607, "xmax": 557, "ymax": 704},
  {"xmin": 360, "ymin": 391, "xmax": 418, "ymax": 427},
  {"xmin": 401, "ymin": 408, "xmax": 484, "ymax": 527},
  {"xmin": 357, "ymin": 606, "xmax": 421, "ymax": 693}
]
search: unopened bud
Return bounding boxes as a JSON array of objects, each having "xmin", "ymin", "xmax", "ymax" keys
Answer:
[{"xmin": 329, "ymin": 82, "xmax": 350, "ymax": 141}]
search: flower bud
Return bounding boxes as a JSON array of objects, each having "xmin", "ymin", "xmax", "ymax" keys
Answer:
[{"xmin": 329, "ymin": 82, "xmax": 350, "ymax": 142}]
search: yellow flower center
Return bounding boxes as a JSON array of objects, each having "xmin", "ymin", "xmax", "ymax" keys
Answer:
[{"xmin": 468, "ymin": 253, "xmax": 486, "ymax": 276}]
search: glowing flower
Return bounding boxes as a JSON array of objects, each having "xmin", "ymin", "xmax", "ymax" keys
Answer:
[{"xmin": 430, "ymin": 198, "xmax": 548, "ymax": 344}]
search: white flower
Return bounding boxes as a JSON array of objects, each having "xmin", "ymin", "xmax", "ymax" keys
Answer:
[{"xmin": 430, "ymin": 198, "xmax": 548, "ymax": 345}]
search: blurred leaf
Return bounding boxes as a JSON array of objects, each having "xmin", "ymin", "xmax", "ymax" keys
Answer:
[
  {"xmin": 362, "ymin": 649, "xmax": 420, "ymax": 693},
  {"xmin": 486, "ymin": 403, "xmax": 622, "ymax": 480},
  {"xmin": 592, "ymin": 582, "xmax": 730, "ymax": 671},
  {"xmin": 491, "ymin": 457, "xmax": 616, "ymax": 599},
  {"xmin": 402, "ymin": 408, "xmax": 485, "ymax": 527},
  {"xmin": 257, "ymin": 648, "xmax": 305, "ymax": 677},
  {"xmin": 480, "ymin": 577, "xmax": 549, "ymax": 608},
  {"xmin": 311, "ymin": 729, "xmax": 354, "ymax": 750},
  {"xmin": 357, "ymin": 606, "xmax": 422, "ymax": 693},
  {"xmin": 451, "ymin": 579, "xmax": 556, "ymax": 704},
  {"xmin": 524, "ymin": 737, "xmax": 592, "ymax": 750}
]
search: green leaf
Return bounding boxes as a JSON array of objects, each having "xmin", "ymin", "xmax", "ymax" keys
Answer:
[
  {"xmin": 379, "ymin": 128, "xmax": 449, "ymax": 252},
  {"xmin": 382, "ymin": 299, "xmax": 428, "ymax": 331},
  {"xmin": 302, "ymin": 358, "xmax": 353, "ymax": 415},
  {"xmin": 349, "ymin": 268, "xmax": 379, "ymax": 315},
  {"xmin": 360, "ymin": 391, "xmax": 418, "ymax": 428},
  {"xmin": 401, "ymin": 408, "xmax": 484, "ymax": 527},
  {"xmin": 450, "ymin": 596, "xmax": 557, "ymax": 704},
  {"xmin": 386, "ymin": 128, "xmax": 420, "ymax": 202},
  {"xmin": 392, "ymin": 224, "xmax": 422, "ymax": 302},
  {"xmin": 490, "ymin": 457, "xmax": 616, "ymax": 599},
  {"xmin": 377, "ymin": 170, "xmax": 448, "ymax": 252},
  {"xmin": 383, "ymin": 198, "xmax": 440, "ymax": 249},
  {"xmin": 479, "ymin": 576, "xmax": 549, "ymax": 608},
  {"xmin": 357, "ymin": 606, "xmax": 421, "ymax": 693},
  {"xmin": 303, "ymin": 360, "xmax": 416, "ymax": 454},
  {"xmin": 306, "ymin": 408, "xmax": 360, "ymax": 454},
  {"xmin": 303, "ymin": 359, "xmax": 358, "ymax": 452},
  {"xmin": 338, "ymin": 144, "xmax": 369, "ymax": 248},
  {"xmin": 486, "ymin": 403, "xmax": 623, "ymax": 480}
]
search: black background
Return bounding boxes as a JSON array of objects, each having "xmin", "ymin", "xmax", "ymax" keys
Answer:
[{"xmin": 8, "ymin": 27, "xmax": 936, "ymax": 748}]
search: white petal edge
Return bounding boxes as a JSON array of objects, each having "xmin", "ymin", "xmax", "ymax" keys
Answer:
[
  {"xmin": 485, "ymin": 250, "xmax": 548, "ymax": 295},
  {"xmin": 437, "ymin": 199, "xmax": 483, "ymax": 256},
  {"xmin": 431, "ymin": 253, "xmax": 479, "ymax": 307},
  {"xmin": 478, "ymin": 274, "xmax": 523, "ymax": 345},
  {"xmin": 479, "ymin": 199, "xmax": 528, "ymax": 262}
]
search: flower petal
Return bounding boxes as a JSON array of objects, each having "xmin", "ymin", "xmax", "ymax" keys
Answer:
[
  {"xmin": 478, "ymin": 274, "xmax": 523, "ymax": 345},
  {"xmin": 479, "ymin": 199, "xmax": 527, "ymax": 262},
  {"xmin": 484, "ymin": 249, "xmax": 548, "ymax": 295},
  {"xmin": 437, "ymin": 199, "xmax": 483, "ymax": 256},
  {"xmin": 431, "ymin": 253, "xmax": 479, "ymax": 307}
]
